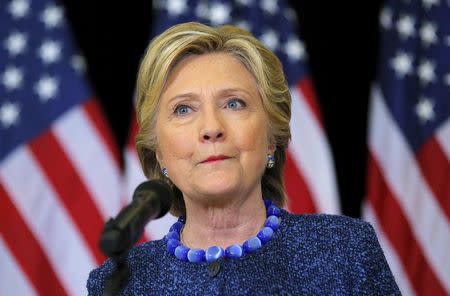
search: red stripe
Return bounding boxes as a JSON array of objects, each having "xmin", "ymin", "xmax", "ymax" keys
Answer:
[
  {"xmin": 127, "ymin": 113, "xmax": 139, "ymax": 148},
  {"xmin": 366, "ymin": 153, "xmax": 447, "ymax": 295},
  {"xmin": 29, "ymin": 130, "xmax": 106, "ymax": 263},
  {"xmin": 296, "ymin": 78, "xmax": 324, "ymax": 128},
  {"xmin": 284, "ymin": 151, "xmax": 317, "ymax": 213},
  {"xmin": 0, "ymin": 184, "xmax": 68, "ymax": 296},
  {"xmin": 83, "ymin": 98, "xmax": 121, "ymax": 168},
  {"xmin": 416, "ymin": 137, "xmax": 450, "ymax": 221}
]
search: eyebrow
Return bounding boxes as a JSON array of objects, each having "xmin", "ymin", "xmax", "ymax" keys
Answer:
[{"xmin": 166, "ymin": 88, "xmax": 254, "ymax": 103}]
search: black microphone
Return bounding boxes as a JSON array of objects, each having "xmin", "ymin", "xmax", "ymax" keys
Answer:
[{"xmin": 99, "ymin": 180, "xmax": 173, "ymax": 258}]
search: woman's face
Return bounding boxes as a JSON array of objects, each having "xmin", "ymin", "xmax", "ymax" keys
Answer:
[{"xmin": 156, "ymin": 53, "xmax": 273, "ymax": 203}]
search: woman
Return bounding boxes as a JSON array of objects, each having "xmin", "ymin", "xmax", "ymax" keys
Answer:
[{"xmin": 88, "ymin": 22, "xmax": 400, "ymax": 295}]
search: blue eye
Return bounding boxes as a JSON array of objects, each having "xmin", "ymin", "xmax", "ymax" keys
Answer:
[
  {"xmin": 174, "ymin": 105, "xmax": 192, "ymax": 116},
  {"xmin": 226, "ymin": 98, "xmax": 246, "ymax": 109}
]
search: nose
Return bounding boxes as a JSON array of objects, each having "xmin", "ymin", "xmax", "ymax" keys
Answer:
[{"xmin": 200, "ymin": 109, "xmax": 225, "ymax": 142}]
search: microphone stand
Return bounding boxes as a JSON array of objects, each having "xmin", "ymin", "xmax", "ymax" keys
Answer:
[
  {"xmin": 102, "ymin": 250, "xmax": 130, "ymax": 296},
  {"xmin": 97, "ymin": 180, "xmax": 173, "ymax": 295},
  {"xmin": 99, "ymin": 217, "xmax": 136, "ymax": 296}
]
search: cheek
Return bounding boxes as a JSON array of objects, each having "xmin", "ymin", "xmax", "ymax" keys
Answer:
[
  {"xmin": 234, "ymin": 121, "xmax": 270, "ymax": 154},
  {"xmin": 157, "ymin": 126, "xmax": 194, "ymax": 163}
]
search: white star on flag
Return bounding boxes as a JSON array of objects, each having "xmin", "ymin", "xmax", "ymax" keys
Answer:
[
  {"xmin": 420, "ymin": 22, "xmax": 438, "ymax": 47},
  {"xmin": 40, "ymin": 5, "xmax": 64, "ymax": 28},
  {"xmin": 415, "ymin": 97, "xmax": 435, "ymax": 123},
  {"xmin": 396, "ymin": 14, "xmax": 416, "ymax": 39},
  {"xmin": 0, "ymin": 102, "xmax": 20, "ymax": 128},
  {"xmin": 417, "ymin": 60, "xmax": 436, "ymax": 85},
  {"xmin": 195, "ymin": 3, "xmax": 209, "ymax": 19},
  {"xmin": 166, "ymin": 0, "xmax": 187, "ymax": 16},
  {"xmin": 34, "ymin": 75, "xmax": 58, "ymax": 101},
  {"xmin": 38, "ymin": 40, "xmax": 62, "ymax": 64},
  {"xmin": 261, "ymin": 0, "xmax": 278, "ymax": 14},
  {"xmin": 284, "ymin": 38, "xmax": 305, "ymax": 61},
  {"xmin": 422, "ymin": 0, "xmax": 440, "ymax": 9},
  {"xmin": 209, "ymin": 3, "xmax": 231, "ymax": 25},
  {"xmin": 4, "ymin": 32, "xmax": 27, "ymax": 56},
  {"xmin": 8, "ymin": 0, "xmax": 30, "ymax": 19},
  {"xmin": 284, "ymin": 8, "xmax": 298, "ymax": 22},
  {"xmin": 260, "ymin": 30, "xmax": 279, "ymax": 51},
  {"xmin": 2, "ymin": 66, "xmax": 23, "ymax": 90},
  {"xmin": 71, "ymin": 54, "xmax": 87, "ymax": 73},
  {"xmin": 380, "ymin": 7, "xmax": 393, "ymax": 29},
  {"xmin": 391, "ymin": 51, "xmax": 414, "ymax": 78}
]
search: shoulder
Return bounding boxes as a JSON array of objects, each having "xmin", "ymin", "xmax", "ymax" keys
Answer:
[
  {"xmin": 86, "ymin": 239, "xmax": 165, "ymax": 295},
  {"xmin": 278, "ymin": 210, "xmax": 400, "ymax": 294},
  {"xmin": 278, "ymin": 210, "xmax": 384, "ymax": 270},
  {"xmin": 281, "ymin": 210, "xmax": 377, "ymax": 244}
]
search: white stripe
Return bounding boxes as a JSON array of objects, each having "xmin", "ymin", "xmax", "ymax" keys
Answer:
[
  {"xmin": 436, "ymin": 118, "xmax": 450, "ymax": 161},
  {"xmin": 0, "ymin": 236, "xmax": 37, "ymax": 296},
  {"xmin": 288, "ymin": 87, "xmax": 340, "ymax": 214},
  {"xmin": 53, "ymin": 105, "xmax": 122, "ymax": 219},
  {"xmin": 362, "ymin": 203, "xmax": 416, "ymax": 296},
  {"xmin": 0, "ymin": 147, "xmax": 96, "ymax": 296},
  {"xmin": 369, "ymin": 86, "xmax": 450, "ymax": 293},
  {"xmin": 124, "ymin": 148, "xmax": 147, "ymax": 204},
  {"xmin": 124, "ymin": 148, "xmax": 177, "ymax": 240}
]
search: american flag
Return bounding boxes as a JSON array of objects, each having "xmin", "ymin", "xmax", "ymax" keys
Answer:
[
  {"xmin": 124, "ymin": 0, "xmax": 341, "ymax": 241},
  {"xmin": 0, "ymin": 0, "xmax": 122, "ymax": 295},
  {"xmin": 363, "ymin": 0, "xmax": 450, "ymax": 295}
]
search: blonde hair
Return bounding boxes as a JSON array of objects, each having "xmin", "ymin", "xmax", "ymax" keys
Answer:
[{"xmin": 135, "ymin": 22, "xmax": 291, "ymax": 216}]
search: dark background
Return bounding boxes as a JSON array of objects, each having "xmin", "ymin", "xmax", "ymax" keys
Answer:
[{"xmin": 63, "ymin": 1, "xmax": 384, "ymax": 218}]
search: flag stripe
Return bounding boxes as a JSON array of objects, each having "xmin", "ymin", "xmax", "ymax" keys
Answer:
[
  {"xmin": 53, "ymin": 104, "xmax": 122, "ymax": 219},
  {"xmin": 124, "ymin": 116, "xmax": 140, "ymax": 203},
  {"xmin": 369, "ymin": 87, "xmax": 450, "ymax": 293},
  {"xmin": 284, "ymin": 151, "xmax": 317, "ymax": 213},
  {"xmin": 289, "ymin": 83, "xmax": 340, "ymax": 214},
  {"xmin": 83, "ymin": 99, "xmax": 121, "ymax": 167},
  {"xmin": 0, "ymin": 237, "xmax": 39, "ymax": 296},
  {"xmin": 28, "ymin": 130, "xmax": 106, "ymax": 264},
  {"xmin": 363, "ymin": 204, "xmax": 416, "ymax": 296},
  {"xmin": 296, "ymin": 78, "xmax": 324, "ymax": 128},
  {"xmin": 436, "ymin": 119, "xmax": 450, "ymax": 160},
  {"xmin": 124, "ymin": 149, "xmax": 145, "ymax": 204},
  {"xmin": 0, "ymin": 186, "xmax": 66, "ymax": 296},
  {"xmin": 0, "ymin": 146, "xmax": 96, "ymax": 296},
  {"xmin": 416, "ymin": 137, "xmax": 450, "ymax": 221},
  {"xmin": 367, "ymin": 154, "xmax": 446, "ymax": 295}
]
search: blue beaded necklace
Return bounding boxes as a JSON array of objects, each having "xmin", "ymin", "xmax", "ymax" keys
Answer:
[{"xmin": 165, "ymin": 199, "xmax": 281, "ymax": 263}]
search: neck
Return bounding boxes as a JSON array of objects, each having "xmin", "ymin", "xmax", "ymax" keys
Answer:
[{"xmin": 181, "ymin": 191, "xmax": 266, "ymax": 250}]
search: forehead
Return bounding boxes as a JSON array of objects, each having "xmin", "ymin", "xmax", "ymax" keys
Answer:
[{"xmin": 161, "ymin": 53, "xmax": 259, "ymax": 97}]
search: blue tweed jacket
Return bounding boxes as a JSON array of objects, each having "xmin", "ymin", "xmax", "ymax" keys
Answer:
[{"xmin": 87, "ymin": 210, "xmax": 401, "ymax": 295}]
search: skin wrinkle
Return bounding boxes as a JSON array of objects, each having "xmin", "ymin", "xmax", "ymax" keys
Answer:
[{"xmin": 155, "ymin": 53, "xmax": 273, "ymax": 249}]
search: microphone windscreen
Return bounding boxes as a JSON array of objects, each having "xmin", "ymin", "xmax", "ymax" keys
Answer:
[{"xmin": 132, "ymin": 180, "xmax": 173, "ymax": 218}]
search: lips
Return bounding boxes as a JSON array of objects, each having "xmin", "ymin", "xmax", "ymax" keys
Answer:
[{"xmin": 200, "ymin": 155, "xmax": 230, "ymax": 163}]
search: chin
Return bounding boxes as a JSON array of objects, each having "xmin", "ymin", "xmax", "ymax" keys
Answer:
[{"xmin": 197, "ymin": 177, "xmax": 240, "ymax": 197}]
